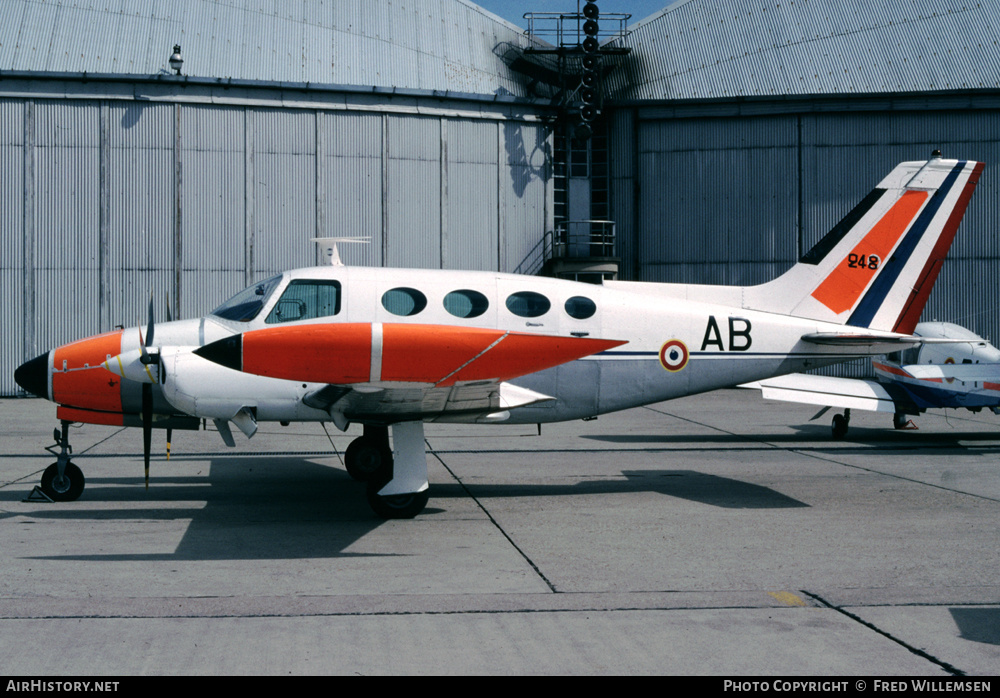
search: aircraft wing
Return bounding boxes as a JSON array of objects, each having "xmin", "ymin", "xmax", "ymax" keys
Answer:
[{"xmin": 740, "ymin": 373, "xmax": 901, "ymax": 413}]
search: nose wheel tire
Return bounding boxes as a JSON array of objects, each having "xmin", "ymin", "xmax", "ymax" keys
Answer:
[{"xmin": 40, "ymin": 462, "xmax": 85, "ymax": 502}]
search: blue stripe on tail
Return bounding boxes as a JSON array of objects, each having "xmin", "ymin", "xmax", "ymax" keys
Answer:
[{"xmin": 847, "ymin": 162, "xmax": 965, "ymax": 328}]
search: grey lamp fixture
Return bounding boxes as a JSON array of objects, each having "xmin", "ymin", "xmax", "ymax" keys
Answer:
[{"xmin": 169, "ymin": 45, "xmax": 183, "ymax": 75}]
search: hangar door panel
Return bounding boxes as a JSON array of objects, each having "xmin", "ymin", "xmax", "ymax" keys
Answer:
[
  {"xmin": 385, "ymin": 116, "xmax": 441, "ymax": 269},
  {"xmin": 636, "ymin": 116, "xmax": 798, "ymax": 286}
]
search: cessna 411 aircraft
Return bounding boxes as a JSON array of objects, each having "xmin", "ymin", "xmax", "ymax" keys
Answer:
[
  {"xmin": 13, "ymin": 154, "xmax": 985, "ymax": 518},
  {"xmin": 743, "ymin": 321, "xmax": 1000, "ymax": 437}
]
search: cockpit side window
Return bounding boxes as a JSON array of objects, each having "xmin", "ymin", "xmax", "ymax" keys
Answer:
[
  {"xmin": 210, "ymin": 275, "xmax": 282, "ymax": 322},
  {"xmin": 265, "ymin": 279, "xmax": 342, "ymax": 324}
]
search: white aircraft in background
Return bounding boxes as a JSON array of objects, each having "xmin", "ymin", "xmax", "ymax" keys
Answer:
[
  {"xmin": 743, "ymin": 321, "xmax": 1000, "ymax": 437},
  {"xmin": 14, "ymin": 155, "xmax": 984, "ymax": 518}
]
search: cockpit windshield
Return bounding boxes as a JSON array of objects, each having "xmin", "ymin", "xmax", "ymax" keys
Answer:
[{"xmin": 210, "ymin": 275, "xmax": 282, "ymax": 322}]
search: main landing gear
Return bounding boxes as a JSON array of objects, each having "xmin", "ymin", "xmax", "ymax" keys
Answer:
[
  {"xmin": 831, "ymin": 409, "xmax": 850, "ymax": 439},
  {"xmin": 893, "ymin": 412, "xmax": 911, "ymax": 430},
  {"xmin": 33, "ymin": 421, "xmax": 85, "ymax": 502},
  {"xmin": 343, "ymin": 423, "xmax": 429, "ymax": 519},
  {"xmin": 832, "ymin": 409, "xmax": 915, "ymax": 438}
]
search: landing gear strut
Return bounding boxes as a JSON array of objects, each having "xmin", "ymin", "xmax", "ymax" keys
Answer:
[
  {"xmin": 37, "ymin": 421, "xmax": 85, "ymax": 502},
  {"xmin": 346, "ymin": 422, "xmax": 429, "ymax": 519},
  {"xmin": 831, "ymin": 409, "xmax": 850, "ymax": 439}
]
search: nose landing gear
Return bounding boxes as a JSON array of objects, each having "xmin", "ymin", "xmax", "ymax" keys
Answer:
[{"xmin": 28, "ymin": 421, "xmax": 85, "ymax": 502}]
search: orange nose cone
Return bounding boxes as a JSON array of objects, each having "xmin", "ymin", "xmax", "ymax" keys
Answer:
[{"xmin": 51, "ymin": 330, "xmax": 125, "ymax": 412}]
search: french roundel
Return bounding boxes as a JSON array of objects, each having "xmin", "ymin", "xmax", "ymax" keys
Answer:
[{"xmin": 659, "ymin": 340, "xmax": 689, "ymax": 372}]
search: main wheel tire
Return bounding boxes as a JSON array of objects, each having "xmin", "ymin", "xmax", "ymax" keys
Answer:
[
  {"xmin": 893, "ymin": 412, "xmax": 908, "ymax": 430},
  {"xmin": 344, "ymin": 438, "xmax": 392, "ymax": 482},
  {"xmin": 40, "ymin": 461, "xmax": 85, "ymax": 502},
  {"xmin": 831, "ymin": 413, "xmax": 848, "ymax": 439},
  {"xmin": 366, "ymin": 483, "xmax": 429, "ymax": 519}
]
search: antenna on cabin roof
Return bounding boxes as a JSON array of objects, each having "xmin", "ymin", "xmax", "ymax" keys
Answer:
[{"xmin": 312, "ymin": 237, "xmax": 371, "ymax": 266}]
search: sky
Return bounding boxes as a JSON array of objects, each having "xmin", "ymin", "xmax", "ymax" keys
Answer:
[{"xmin": 471, "ymin": 0, "xmax": 673, "ymax": 29}]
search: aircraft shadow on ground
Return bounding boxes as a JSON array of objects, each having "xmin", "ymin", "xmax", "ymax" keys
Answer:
[
  {"xmin": 432, "ymin": 469, "xmax": 808, "ymax": 509},
  {"xmin": 950, "ymin": 607, "xmax": 1000, "ymax": 646},
  {"xmin": 13, "ymin": 457, "xmax": 400, "ymax": 561},
  {"xmin": 581, "ymin": 428, "xmax": 1000, "ymax": 457},
  {"xmin": 12, "ymin": 457, "xmax": 806, "ymax": 562}
]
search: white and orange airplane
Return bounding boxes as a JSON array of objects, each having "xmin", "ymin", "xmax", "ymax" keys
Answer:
[{"xmin": 14, "ymin": 154, "xmax": 984, "ymax": 518}]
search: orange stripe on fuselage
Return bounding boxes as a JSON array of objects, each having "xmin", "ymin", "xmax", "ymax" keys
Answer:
[
  {"xmin": 433, "ymin": 332, "xmax": 624, "ymax": 386},
  {"xmin": 383, "ymin": 326, "xmax": 624, "ymax": 386},
  {"xmin": 242, "ymin": 323, "xmax": 372, "ymax": 383},
  {"xmin": 811, "ymin": 190, "xmax": 928, "ymax": 314},
  {"xmin": 240, "ymin": 323, "xmax": 625, "ymax": 385},
  {"xmin": 51, "ymin": 330, "xmax": 124, "ymax": 412},
  {"xmin": 380, "ymin": 325, "xmax": 506, "ymax": 384}
]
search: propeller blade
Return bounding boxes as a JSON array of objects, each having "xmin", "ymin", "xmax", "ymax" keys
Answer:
[
  {"xmin": 145, "ymin": 294, "xmax": 155, "ymax": 348},
  {"xmin": 137, "ymin": 325, "xmax": 150, "ymax": 363},
  {"xmin": 165, "ymin": 292, "xmax": 173, "ymax": 323},
  {"xmin": 166, "ymin": 428, "xmax": 172, "ymax": 461},
  {"xmin": 142, "ymin": 382, "xmax": 152, "ymax": 489}
]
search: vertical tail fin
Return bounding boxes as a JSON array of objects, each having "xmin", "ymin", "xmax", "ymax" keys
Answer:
[{"xmin": 746, "ymin": 156, "xmax": 984, "ymax": 332}]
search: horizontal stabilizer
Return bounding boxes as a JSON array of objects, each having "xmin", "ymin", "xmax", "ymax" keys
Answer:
[
  {"xmin": 802, "ymin": 332, "xmax": 923, "ymax": 344},
  {"xmin": 741, "ymin": 374, "xmax": 899, "ymax": 413}
]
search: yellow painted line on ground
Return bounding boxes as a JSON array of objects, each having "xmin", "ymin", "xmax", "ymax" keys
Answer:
[{"xmin": 768, "ymin": 591, "xmax": 807, "ymax": 607}]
